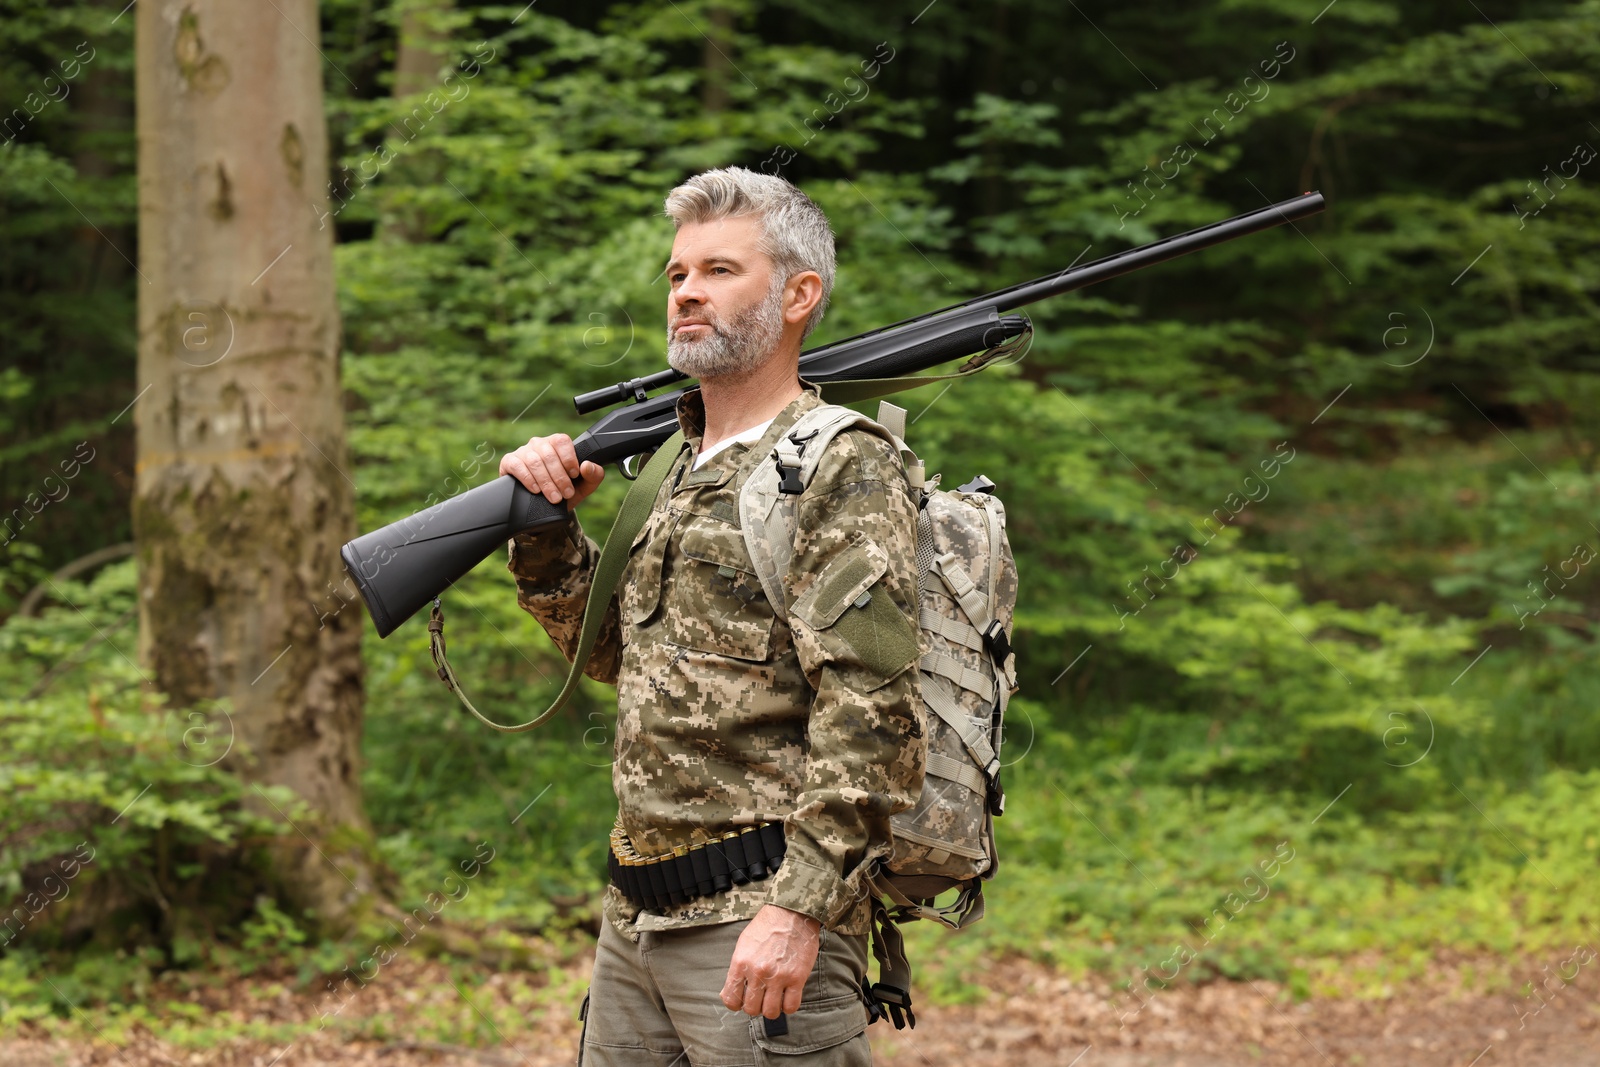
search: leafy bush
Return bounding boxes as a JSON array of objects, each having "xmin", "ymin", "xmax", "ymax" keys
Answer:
[{"xmin": 0, "ymin": 555, "xmax": 292, "ymax": 1004}]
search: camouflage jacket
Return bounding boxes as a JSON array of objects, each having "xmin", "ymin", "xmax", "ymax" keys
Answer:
[{"xmin": 508, "ymin": 379, "xmax": 926, "ymax": 939}]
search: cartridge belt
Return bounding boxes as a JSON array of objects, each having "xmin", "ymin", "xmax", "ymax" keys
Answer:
[{"xmin": 607, "ymin": 821, "xmax": 786, "ymax": 912}]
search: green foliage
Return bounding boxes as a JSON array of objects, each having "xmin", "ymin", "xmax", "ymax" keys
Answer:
[
  {"xmin": 0, "ymin": 556, "xmax": 306, "ymax": 1014},
  {"xmin": 0, "ymin": 1, "xmax": 137, "ymax": 575},
  {"xmin": 240, "ymin": 898, "xmax": 309, "ymax": 957}
]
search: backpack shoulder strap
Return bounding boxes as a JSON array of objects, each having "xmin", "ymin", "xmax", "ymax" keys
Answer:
[
  {"xmin": 739, "ymin": 404, "xmax": 898, "ymax": 618},
  {"xmin": 871, "ymin": 400, "xmax": 927, "ymax": 493}
]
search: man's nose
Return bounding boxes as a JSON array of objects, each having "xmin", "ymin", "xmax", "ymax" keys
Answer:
[{"xmin": 672, "ymin": 271, "xmax": 708, "ymax": 309}]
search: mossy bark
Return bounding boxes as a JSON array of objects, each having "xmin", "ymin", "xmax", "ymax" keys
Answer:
[{"xmin": 134, "ymin": 0, "xmax": 375, "ymax": 930}]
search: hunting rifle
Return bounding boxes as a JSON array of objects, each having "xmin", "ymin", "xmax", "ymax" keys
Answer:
[{"xmin": 342, "ymin": 191, "xmax": 1326, "ymax": 638}]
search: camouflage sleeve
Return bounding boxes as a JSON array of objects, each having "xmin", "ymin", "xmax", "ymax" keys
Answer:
[
  {"xmin": 763, "ymin": 428, "xmax": 927, "ymax": 928},
  {"xmin": 506, "ymin": 514, "xmax": 622, "ymax": 685}
]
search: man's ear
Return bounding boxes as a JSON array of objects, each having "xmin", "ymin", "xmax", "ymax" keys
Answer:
[{"xmin": 783, "ymin": 271, "xmax": 824, "ymax": 327}]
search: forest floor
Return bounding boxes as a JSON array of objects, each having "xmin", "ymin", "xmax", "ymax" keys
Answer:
[{"xmin": 3, "ymin": 950, "xmax": 1597, "ymax": 1067}]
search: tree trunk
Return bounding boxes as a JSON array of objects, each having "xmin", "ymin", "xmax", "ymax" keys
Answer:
[
  {"xmin": 393, "ymin": 0, "xmax": 453, "ymax": 98},
  {"xmin": 134, "ymin": 0, "xmax": 374, "ymax": 929},
  {"xmin": 701, "ymin": 3, "xmax": 734, "ymax": 114},
  {"xmin": 387, "ymin": 0, "xmax": 454, "ymax": 242}
]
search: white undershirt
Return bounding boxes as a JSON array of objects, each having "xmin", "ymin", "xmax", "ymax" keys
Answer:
[{"xmin": 692, "ymin": 417, "xmax": 775, "ymax": 470}]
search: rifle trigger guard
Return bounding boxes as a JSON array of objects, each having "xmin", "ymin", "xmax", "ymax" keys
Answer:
[{"xmin": 619, "ymin": 454, "xmax": 645, "ymax": 481}]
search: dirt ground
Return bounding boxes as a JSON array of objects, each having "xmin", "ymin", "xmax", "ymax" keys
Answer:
[{"xmin": 3, "ymin": 952, "xmax": 1597, "ymax": 1067}]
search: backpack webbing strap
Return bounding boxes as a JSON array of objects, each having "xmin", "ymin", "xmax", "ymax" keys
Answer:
[
  {"xmin": 973, "ymin": 496, "xmax": 1012, "ymax": 819},
  {"xmin": 919, "ymin": 608, "xmax": 986, "ymax": 652},
  {"xmin": 864, "ymin": 899, "xmax": 917, "ymax": 1030},
  {"xmin": 428, "ymin": 431, "xmax": 688, "ymax": 732},
  {"xmin": 925, "ymin": 751, "xmax": 988, "ymax": 795},
  {"xmin": 873, "ymin": 401, "xmax": 926, "ymax": 492},
  {"xmin": 920, "ymin": 651, "xmax": 996, "ymax": 703},
  {"xmin": 980, "ymin": 499, "xmax": 1016, "ymax": 691},
  {"xmin": 875, "ymin": 402, "xmax": 907, "ymax": 440},
  {"xmin": 872, "ymin": 865, "xmax": 987, "ymax": 930},
  {"xmin": 931, "ymin": 554, "xmax": 992, "ymax": 632},
  {"xmin": 921, "ymin": 672, "xmax": 999, "ymax": 776}
]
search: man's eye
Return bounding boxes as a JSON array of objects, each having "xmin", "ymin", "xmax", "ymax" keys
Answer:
[{"xmin": 711, "ymin": 267, "xmax": 729, "ymax": 274}]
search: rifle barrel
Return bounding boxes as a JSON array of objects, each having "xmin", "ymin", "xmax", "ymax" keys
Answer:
[
  {"xmin": 974, "ymin": 191, "xmax": 1326, "ymax": 310},
  {"xmin": 572, "ymin": 191, "xmax": 1326, "ymax": 416},
  {"xmin": 814, "ymin": 191, "xmax": 1327, "ymax": 353}
]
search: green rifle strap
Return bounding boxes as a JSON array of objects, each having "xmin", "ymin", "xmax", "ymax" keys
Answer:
[
  {"xmin": 819, "ymin": 372, "xmax": 966, "ymax": 406},
  {"xmin": 428, "ymin": 430, "xmax": 688, "ymax": 732},
  {"xmin": 818, "ymin": 356, "xmax": 1000, "ymax": 406}
]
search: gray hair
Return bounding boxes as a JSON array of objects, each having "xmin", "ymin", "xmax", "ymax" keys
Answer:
[{"xmin": 664, "ymin": 167, "xmax": 836, "ymax": 339}]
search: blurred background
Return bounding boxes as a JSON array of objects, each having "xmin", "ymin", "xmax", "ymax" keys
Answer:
[{"xmin": 2, "ymin": 1, "xmax": 1597, "ymax": 1063}]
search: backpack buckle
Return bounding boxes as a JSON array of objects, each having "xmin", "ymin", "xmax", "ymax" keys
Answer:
[
  {"xmin": 983, "ymin": 757, "xmax": 1005, "ymax": 816},
  {"xmin": 774, "ymin": 429, "xmax": 819, "ymax": 496},
  {"xmin": 956, "ymin": 474, "xmax": 997, "ymax": 495},
  {"xmin": 863, "ymin": 980, "xmax": 916, "ymax": 1030},
  {"xmin": 776, "ymin": 459, "xmax": 806, "ymax": 495},
  {"xmin": 860, "ymin": 977, "xmax": 887, "ymax": 1026},
  {"xmin": 981, "ymin": 618, "xmax": 1011, "ymax": 665}
]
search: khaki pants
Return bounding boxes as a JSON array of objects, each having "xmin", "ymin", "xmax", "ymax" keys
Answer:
[{"xmin": 578, "ymin": 918, "xmax": 873, "ymax": 1066}]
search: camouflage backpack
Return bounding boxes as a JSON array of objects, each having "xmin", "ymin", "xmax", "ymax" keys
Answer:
[{"xmin": 740, "ymin": 399, "xmax": 1019, "ymax": 1029}]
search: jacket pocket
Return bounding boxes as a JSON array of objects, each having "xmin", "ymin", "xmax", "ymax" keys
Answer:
[
  {"xmin": 663, "ymin": 518, "xmax": 775, "ymax": 661},
  {"xmin": 625, "ymin": 509, "xmax": 678, "ymax": 627}
]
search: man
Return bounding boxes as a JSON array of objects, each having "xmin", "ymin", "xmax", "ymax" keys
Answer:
[{"xmin": 500, "ymin": 167, "xmax": 926, "ymax": 1066}]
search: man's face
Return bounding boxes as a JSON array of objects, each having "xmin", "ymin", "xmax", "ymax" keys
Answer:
[{"xmin": 664, "ymin": 214, "xmax": 786, "ymax": 380}]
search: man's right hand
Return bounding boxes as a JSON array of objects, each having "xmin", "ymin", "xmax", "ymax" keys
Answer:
[{"xmin": 500, "ymin": 433, "xmax": 606, "ymax": 507}]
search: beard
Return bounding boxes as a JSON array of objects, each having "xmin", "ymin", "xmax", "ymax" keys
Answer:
[{"xmin": 666, "ymin": 280, "xmax": 786, "ymax": 380}]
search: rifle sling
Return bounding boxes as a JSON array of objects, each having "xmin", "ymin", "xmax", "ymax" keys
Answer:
[
  {"xmin": 818, "ymin": 355, "xmax": 1000, "ymax": 404},
  {"xmin": 429, "ymin": 430, "xmax": 689, "ymax": 732}
]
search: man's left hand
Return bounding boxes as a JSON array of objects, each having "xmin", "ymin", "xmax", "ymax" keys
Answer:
[{"xmin": 720, "ymin": 904, "xmax": 822, "ymax": 1018}]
